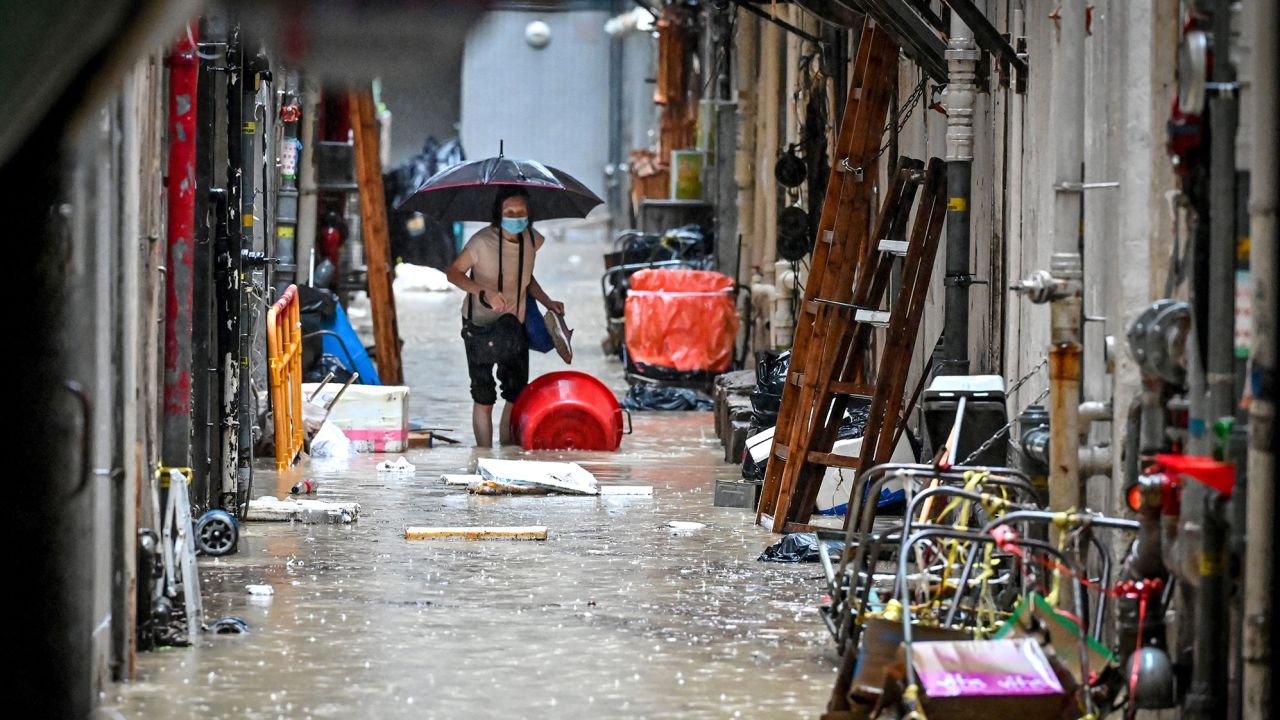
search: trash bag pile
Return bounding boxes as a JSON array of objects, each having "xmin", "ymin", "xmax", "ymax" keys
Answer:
[
  {"xmin": 621, "ymin": 384, "xmax": 713, "ymax": 411},
  {"xmin": 383, "ymin": 137, "xmax": 464, "ymax": 270},
  {"xmin": 741, "ymin": 351, "xmax": 868, "ymax": 481}
]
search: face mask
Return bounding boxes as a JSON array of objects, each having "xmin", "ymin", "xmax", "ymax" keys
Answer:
[{"xmin": 501, "ymin": 216, "xmax": 528, "ymax": 235}]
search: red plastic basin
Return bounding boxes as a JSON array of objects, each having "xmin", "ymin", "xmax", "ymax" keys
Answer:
[{"xmin": 508, "ymin": 371, "xmax": 624, "ymax": 451}]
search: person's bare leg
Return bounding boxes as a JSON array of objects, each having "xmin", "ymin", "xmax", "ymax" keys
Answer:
[
  {"xmin": 473, "ymin": 403, "xmax": 494, "ymax": 448},
  {"xmin": 498, "ymin": 402, "xmax": 515, "ymax": 445}
]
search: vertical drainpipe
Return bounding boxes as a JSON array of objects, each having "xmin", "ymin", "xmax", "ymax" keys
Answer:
[
  {"xmin": 940, "ymin": 10, "xmax": 978, "ymax": 376},
  {"xmin": 1242, "ymin": 0, "xmax": 1277, "ymax": 713},
  {"xmin": 1243, "ymin": 0, "xmax": 1276, "ymax": 710},
  {"xmin": 296, "ymin": 80, "xmax": 320, "ymax": 285},
  {"xmin": 1186, "ymin": 1, "xmax": 1238, "ymax": 715},
  {"xmin": 275, "ymin": 76, "xmax": 301, "ymax": 295},
  {"xmin": 1046, "ymin": 0, "xmax": 1084, "ymax": 513},
  {"xmin": 233, "ymin": 50, "xmax": 265, "ymax": 510},
  {"xmin": 218, "ymin": 26, "xmax": 245, "ymax": 510},
  {"xmin": 163, "ymin": 25, "xmax": 199, "ymax": 470},
  {"xmin": 1015, "ymin": 1, "xmax": 1084, "ymax": 515},
  {"xmin": 606, "ymin": 0, "xmax": 625, "ymax": 241},
  {"xmin": 190, "ymin": 20, "xmax": 219, "ymax": 510}
]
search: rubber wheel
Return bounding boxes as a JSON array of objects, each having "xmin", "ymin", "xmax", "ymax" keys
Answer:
[{"xmin": 194, "ymin": 510, "xmax": 239, "ymax": 556}]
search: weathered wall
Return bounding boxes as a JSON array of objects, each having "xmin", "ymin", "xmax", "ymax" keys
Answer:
[
  {"xmin": 878, "ymin": 1, "xmax": 1177, "ymax": 509},
  {"xmin": 460, "ymin": 10, "xmax": 613, "ymax": 200},
  {"xmin": 63, "ymin": 49, "xmax": 170, "ymax": 696}
]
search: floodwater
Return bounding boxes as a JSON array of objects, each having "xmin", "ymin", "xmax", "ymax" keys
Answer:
[{"xmin": 106, "ymin": 223, "xmax": 837, "ymax": 719}]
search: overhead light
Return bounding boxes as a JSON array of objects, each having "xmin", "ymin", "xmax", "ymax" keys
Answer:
[{"xmin": 525, "ymin": 20, "xmax": 551, "ymax": 49}]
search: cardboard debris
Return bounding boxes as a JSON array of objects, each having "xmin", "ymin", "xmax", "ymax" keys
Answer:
[
  {"xmin": 404, "ymin": 526, "xmax": 549, "ymax": 540},
  {"xmin": 476, "ymin": 458, "xmax": 598, "ymax": 495},
  {"xmin": 469, "ymin": 480, "xmax": 551, "ymax": 495},
  {"xmin": 442, "ymin": 471, "xmax": 649, "ymax": 497}
]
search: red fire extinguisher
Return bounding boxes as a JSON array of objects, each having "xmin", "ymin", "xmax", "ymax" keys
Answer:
[{"xmin": 319, "ymin": 210, "xmax": 344, "ymax": 267}]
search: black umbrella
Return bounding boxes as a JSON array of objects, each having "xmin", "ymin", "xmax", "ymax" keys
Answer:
[{"xmin": 396, "ymin": 154, "xmax": 604, "ymax": 223}]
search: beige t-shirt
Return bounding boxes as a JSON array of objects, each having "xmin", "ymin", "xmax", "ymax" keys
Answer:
[{"xmin": 458, "ymin": 226, "xmax": 544, "ymax": 325}]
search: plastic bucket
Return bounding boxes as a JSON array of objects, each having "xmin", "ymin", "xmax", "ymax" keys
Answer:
[{"xmin": 508, "ymin": 371, "xmax": 626, "ymax": 451}]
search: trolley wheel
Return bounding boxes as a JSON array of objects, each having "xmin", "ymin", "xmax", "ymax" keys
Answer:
[{"xmin": 194, "ymin": 509, "xmax": 239, "ymax": 556}]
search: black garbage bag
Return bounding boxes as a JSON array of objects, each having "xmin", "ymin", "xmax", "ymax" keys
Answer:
[
  {"xmin": 742, "ymin": 450, "xmax": 766, "ymax": 482},
  {"xmin": 296, "ymin": 286, "xmax": 338, "ymax": 374},
  {"xmin": 758, "ymin": 532, "xmax": 846, "ymax": 563},
  {"xmin": 837, "ymin": 397, "xmax": 871, "ymax": 440},
  {"xmin": 622, "ymin": 383, "xmax": 713, "ymax": 411},
  {"xmin": 751, "ymin": 350, "xmax": 790, "ymax": 428},
  {"xmin": 300, "ymin": 313, "xmax": 324, "ymax": 372},
  {"xmin": 296, "ymin": 285, "xmax": 337, "ymax": 318},
  {"xmin": 384, "ymin": 137, "xmax": 465, "ymax": 270},
  {"xmin": 303, "ymin": 353, "xmax": 354, "ymax": 384},
  {"xmin": 757, "ymin": 350, "xmax": 791, "ymax": 395}
]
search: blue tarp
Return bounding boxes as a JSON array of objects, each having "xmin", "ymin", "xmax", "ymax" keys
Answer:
[{"xmin": 321, "ymin": 303, "xmax": 381, "ymax": 385}]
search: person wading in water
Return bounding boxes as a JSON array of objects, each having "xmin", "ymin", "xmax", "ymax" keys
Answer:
[{"xmin": 446, "ymin": 187, "xmax": 563, "ymax": 447}]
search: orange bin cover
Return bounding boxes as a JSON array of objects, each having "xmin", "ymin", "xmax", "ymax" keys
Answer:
[{"xmin": 624, "ymin": 269, "xmax": 738, "ymax": 373}]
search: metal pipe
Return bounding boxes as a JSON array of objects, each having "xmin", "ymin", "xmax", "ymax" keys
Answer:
[
  {"xmin": 190, "ymin": 19, "xmax": 222, "ymax": 510},
  {"xmin": 734, "ymin": 8, "xmax": 758, "ymax": 286},
  {"xmin": 234, "ymin": 46, "xmax": 266, "ymax": 511},
  {"xmin": 1205, "ymin": 0, "xmax": 1239, "ymax": 433},
  {"xmin": 1048, "ymin": 0, "xmax": 1086, "ymax": 513},
  {"xmin": 274, "ymin": 72, "xmax": 300, "ymax": 292},
  {"xmin": 1125, "ymin": 395, "xmax": 1142, "ymax": 489},
  {"xmin": 162, "ymin": 25, "xmax": 199, "ymax": 470},
  {"xmin": 219, "ymin": 26, "xmax": 244, "ymax": 511},
  {"xmin": 296, "ymin": 79, "xmax": 320, "ymax": 287},
  {"xmin": 1187, "ymin": 2, "xmax": 1240, "ymax": 715},
  {"xmin": 940, "ymin": 12, "xmax": 978, "ymax": 375},
  {"xmin": 1079, "ymin": 400, "xmax": 1111, "ymax": 424},
  {"xmin": 758, "ymin": 17, "xmax": 781, "ymax": 286},
  {"xmin": 606, "ymin": 0, "xmax": 626, "ymax": 240},
  {"xmin": 1187, "ymin": 497, "xmax": 1230, "ymax": 718},
  {"xmin": 1242, "ymin": 0, "xmax": 1277, "ymax": 712}
]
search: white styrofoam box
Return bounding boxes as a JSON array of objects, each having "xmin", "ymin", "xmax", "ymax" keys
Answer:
[
  {"xmin": 815, "ymin": 433, "xmax": 915, "ymax": 512},
  {"xmin": 302, "ymin": 383, "xmax": 410, "ymax": 453}
]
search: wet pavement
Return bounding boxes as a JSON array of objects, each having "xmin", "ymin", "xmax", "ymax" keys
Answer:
[{"xmin": 107, "ymin": 223, "xmax": 836, "ymax": 719}]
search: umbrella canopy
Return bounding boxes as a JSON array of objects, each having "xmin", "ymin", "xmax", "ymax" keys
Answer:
[{"xmin": 396, "ymin": 155, "xmax": 604, "ymax": 223}]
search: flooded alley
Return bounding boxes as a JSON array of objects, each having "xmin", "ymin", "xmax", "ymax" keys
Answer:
[
  {"xmin": 17, "ymin": 1, "xmax": 1280, "ymax": 718},
  {"xmin": 107, "ymin": 229, "xmax": 836, "ymax": 719}
]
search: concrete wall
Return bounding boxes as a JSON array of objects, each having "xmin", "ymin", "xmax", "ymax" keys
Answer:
[
  {"xmin": 379, "ymin": 39, "xmax": 465, "ymax": 165},
  {"xmin": 62, "ymin": 48, "xmax": 169, "ymax": 696},
  {"xmin": 460, "ymin": 9, "xmax": 613, "ymax": 200},
  {"xmin": 883, "ymin": 0, "xmax": 1179, "ymax": 511}
]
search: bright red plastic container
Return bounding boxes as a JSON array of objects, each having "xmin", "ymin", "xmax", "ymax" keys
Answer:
[{"xmin": 508, "ymin": 371, "xmax": 625, "ymax": 451}]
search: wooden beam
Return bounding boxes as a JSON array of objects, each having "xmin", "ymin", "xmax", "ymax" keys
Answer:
[
  {"xmin": 404, "ymin": 526, "xmax": 549, "ymax": 541},
  {"xmin": 348, "ymin": 89, "xmax": 403, "ymax": 385}
]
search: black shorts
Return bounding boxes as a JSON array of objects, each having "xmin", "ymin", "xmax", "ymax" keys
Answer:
[{"xmin": 465, "ymin": 343, "xmax": 529, "ymax": 406}]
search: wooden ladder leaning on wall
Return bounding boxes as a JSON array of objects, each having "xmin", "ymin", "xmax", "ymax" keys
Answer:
[{"xmin": 755, "ymin": 18, "xmax": 948, "ymax": 534}]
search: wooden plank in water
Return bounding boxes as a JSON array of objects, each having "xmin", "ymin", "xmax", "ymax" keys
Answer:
[{"xmin": 404, "ymin": 526, "xmax": 549, "ymax": 540}]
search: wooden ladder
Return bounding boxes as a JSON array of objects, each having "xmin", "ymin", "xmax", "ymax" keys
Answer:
[
  {"xmin": 755, "ymin": 22, "xmax": 948, "ymax": 534},
  {"xmin": 350, "ymin": 89, "xmax": 404, "ymax": 385}
]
